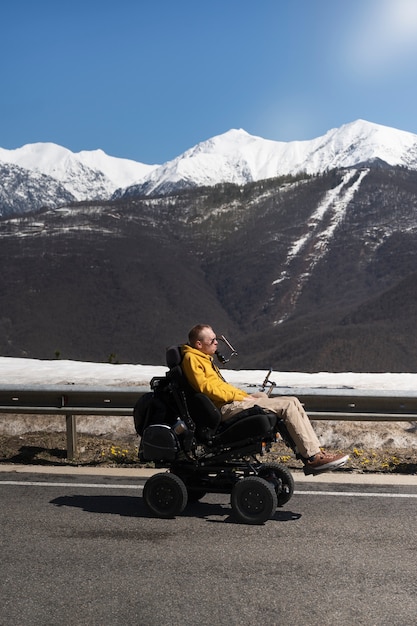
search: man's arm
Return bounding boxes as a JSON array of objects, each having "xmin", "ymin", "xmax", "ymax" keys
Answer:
[{"xmin": 182, "ymin": 352, "xmax": 248, "ymax": 407}]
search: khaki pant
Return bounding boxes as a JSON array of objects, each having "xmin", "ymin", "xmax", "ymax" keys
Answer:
[{"xmin": 220, "ymin": 392, "xmax": 321, "ymax": 459}]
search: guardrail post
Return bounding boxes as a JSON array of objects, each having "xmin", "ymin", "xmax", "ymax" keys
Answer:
[{"xmin": 66, "ymin": 414, "xmax": 77, "ymax": 460}]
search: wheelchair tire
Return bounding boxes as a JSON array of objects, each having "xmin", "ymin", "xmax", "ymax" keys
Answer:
[
  {"xmin": 256, "ymin": 462, "xmax": 295, "ymax": 507},
  {"xmin": 143, "ymin": 472, "xmax": 188, "ymax": 518},
  {"xmin": 231, "ymin": 477, "xmax": 277, "ymax": 525}
]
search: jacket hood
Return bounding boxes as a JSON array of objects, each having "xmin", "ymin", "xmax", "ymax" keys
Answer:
[{"xmin": 181, "ymin": 343, "xmax": 212, "ymax": 361}]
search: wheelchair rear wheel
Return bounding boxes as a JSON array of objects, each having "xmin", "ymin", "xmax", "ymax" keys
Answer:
[
  {"xmin": 143, "ymin": 472, "xmax": 188, "ymax": 518},
  {"xmin": 231, "ymin": 476, "xmax": 277, "ymax": 525},
  {"xmin": 257, "ymin": 462, "xmax": 295, "ymax": 506}
]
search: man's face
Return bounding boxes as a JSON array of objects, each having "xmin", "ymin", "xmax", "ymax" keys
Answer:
[{"xmin": 195, "ymin": 327, "xmax": 218, "ymax": 356}]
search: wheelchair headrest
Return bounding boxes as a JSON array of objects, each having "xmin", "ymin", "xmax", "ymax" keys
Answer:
[{"xmin": 166, "ymin": 345, "xmax": 182, "ymax": 369}]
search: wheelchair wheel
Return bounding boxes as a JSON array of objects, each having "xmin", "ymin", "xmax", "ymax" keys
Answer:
[
  {"xmin": 231, "ymin": 477, "xmax": 277, "ymax": 525},
  {"xmin": 257, "ymin": 462, "xmax": 295, "ymax": 507},
  {"xmin": 143, "ymin": 473, "xmax": 188, "ymax": 518}
]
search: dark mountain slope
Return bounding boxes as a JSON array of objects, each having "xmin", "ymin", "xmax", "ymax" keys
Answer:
[
  {"xmin": 1, "ymin": 167, "xmax": 417, "ymax": 370},
  {"xmin": 0, "ymin": 205, "xmax": 238, "ymax": 363}
]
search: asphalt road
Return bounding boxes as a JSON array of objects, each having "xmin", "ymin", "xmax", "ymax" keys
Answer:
[{"xmin": 1, "ymin": 469, "xmax": 417, "ymax": 626}]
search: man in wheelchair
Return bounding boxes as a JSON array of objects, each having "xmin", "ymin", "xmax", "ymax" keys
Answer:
[
  {"xmin": 136, "ymin": 324, "xmax": 348, "ymax": 523},
  {"xmin": 182, "ymin": 324, "xmax": 349, "ymax": 476}
]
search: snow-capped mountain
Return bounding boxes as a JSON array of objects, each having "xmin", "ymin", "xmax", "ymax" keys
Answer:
[
  {"xmin": 0, "ymin": 161, "xmax": 77, "ymax": 217},
  {"xmin": 114, "ymin": 119, "xmax": 417, "ymax": 198},
  {"xmin": 3, "ymin": 119, "xmax": 417, "ymax": 217},
  {"xmin": 0, "ymin": 142, "xmax": 156, "ymax": 203}
]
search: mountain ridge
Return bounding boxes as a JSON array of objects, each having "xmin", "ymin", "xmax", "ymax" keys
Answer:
[
  {"xmin": 114, "ymin": 119, "xmax": 417, "ymax": 198},
  {"xmin": 2, "ymin": 119, "xmax": 417, "ymax": 217}
]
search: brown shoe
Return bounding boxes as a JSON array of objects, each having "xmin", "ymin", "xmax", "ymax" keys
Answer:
[{"xmin": 303, "ymin": 451, "xmax": 349, "ymax": 476}]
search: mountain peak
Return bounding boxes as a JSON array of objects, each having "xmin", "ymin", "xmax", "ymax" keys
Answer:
[{"xmin": 0, "ymin": 141, "xmax": 157, "ymax": 202}]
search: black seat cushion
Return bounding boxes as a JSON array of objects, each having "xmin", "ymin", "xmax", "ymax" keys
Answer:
[{"xmin": 214, "ymin": 412, "xmax": 274, "ymax": 446}]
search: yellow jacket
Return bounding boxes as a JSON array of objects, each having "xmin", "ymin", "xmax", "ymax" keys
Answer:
[{"xmin": 181, "ymin": 344, "xmax": 249, "ymax": 408}]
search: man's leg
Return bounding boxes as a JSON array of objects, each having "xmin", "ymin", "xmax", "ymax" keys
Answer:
[
  {"xmin": 252, "ymin": 396, "xmax": 321, "ymax": 459},
  {"xmin": 220, "ymin": 395, "xmax": 319, "ymax": 457},
  {"xmin": 220, "ymin": 395, "xmax": 349, "ymax": 474}
]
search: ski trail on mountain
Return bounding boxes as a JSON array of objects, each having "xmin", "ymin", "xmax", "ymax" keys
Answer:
[{"xmin": 273, "ymin": 168, "xmax": 369, "ymax": 324}]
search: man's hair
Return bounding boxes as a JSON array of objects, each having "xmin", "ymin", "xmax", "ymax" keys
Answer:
[{"xmin": 188, "ymin": 324, "xmax": 212, "ymax": 347}]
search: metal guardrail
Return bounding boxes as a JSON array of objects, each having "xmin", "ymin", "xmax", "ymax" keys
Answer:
[
  {"xmin": 0, "ymin": 385, "xmax": 149, "ymax": 460},
  {"xmin": 0, "ymin": 385, "xmax": 417, "ymax": 460},
  {"xmin": 285, "ymin": 389, "xmax": 417, "ymax": 421}
]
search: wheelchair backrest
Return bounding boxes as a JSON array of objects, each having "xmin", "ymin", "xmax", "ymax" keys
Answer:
[
  {"xmin": 165, "ymin": 345, "xmax": 222, "ymax": 435},
  {"xmin": 166, "ymin": 345, "xmax": 182, "ymax": 369}
]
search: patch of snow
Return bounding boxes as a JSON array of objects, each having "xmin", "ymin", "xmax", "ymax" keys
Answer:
[{"xmin": 1, "ymin": 356, "xmax": 417, "ymax": 393}]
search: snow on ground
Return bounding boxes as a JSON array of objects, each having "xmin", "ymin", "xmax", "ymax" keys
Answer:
[
  {"xmin": 0, "ymin": 357, "xmax": 167, "ymax": 387},
  {"xmin": 1, "ymin": 356, "xmax": 417, "ymax": 392}
]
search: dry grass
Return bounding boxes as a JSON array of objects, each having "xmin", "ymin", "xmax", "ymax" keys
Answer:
[{"xmin": 1, "ymin": 431, "xmax": 417, "ymax": 475}]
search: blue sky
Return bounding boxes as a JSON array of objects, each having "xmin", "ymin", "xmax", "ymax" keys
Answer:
[{"xmin": 2, "ymin": 0, "xmax": 417, "ymax": 164}]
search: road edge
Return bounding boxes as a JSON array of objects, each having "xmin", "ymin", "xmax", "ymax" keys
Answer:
[{"xmin": 1, "ymin": 463, "xmax": 417, "ymax": 485}]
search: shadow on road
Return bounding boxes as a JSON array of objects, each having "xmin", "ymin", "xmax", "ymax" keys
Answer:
[{"xmin": 50, "ymin": 493, "xmax": 302, "ymax": 524}]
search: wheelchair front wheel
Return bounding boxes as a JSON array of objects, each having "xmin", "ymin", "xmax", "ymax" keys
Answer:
[
  {"xmin": 143, "ymin": 472, "xmax": 188, "ymax": 518},
  {"xmin": 231, "ymin": 476, "xmax": 277, "ymax": 525},
  {"xmin": 256, "ymin": 462, "xmax": 295, "ymax": 507}
]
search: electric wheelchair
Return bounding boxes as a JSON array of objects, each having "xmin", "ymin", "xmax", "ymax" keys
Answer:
[{"xmin": 134, "ymin": 345, "xmax": 296, "ymax": 524}]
